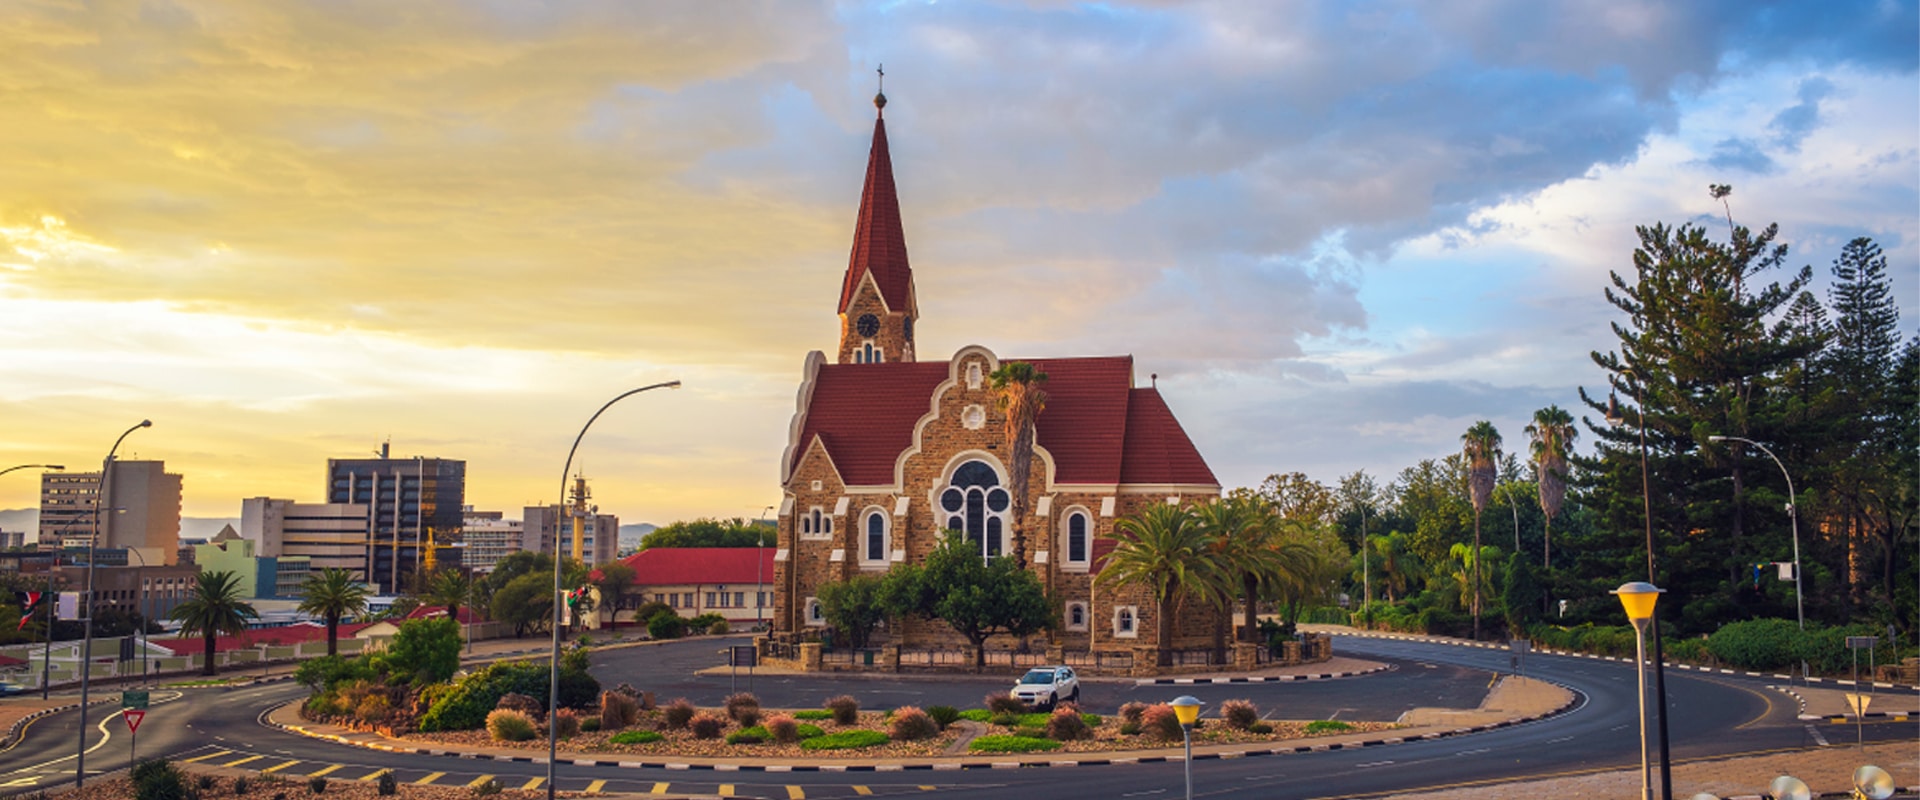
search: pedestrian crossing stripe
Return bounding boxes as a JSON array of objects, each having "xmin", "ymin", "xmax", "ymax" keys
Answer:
[
  {"xmin": 854, "ymin": 787, "xmax": 873, "ymax": 796},
  {"xmin": 521, "ymin": 777, "xmax": 544, "ymax": 791},
  {"xmin": 261, "ymin": 760, "xmax": 301, "ymax": 773},
  {"xmin": 306, "ymin": 765, "xmax": 343, "ymax": 778},
  {"xmin": 465, "ymin": 775, "xmax": 496, "ymax": 789},
  {"xmin": 219, "ymin": 755, "xmax": 264, "ymax": 768},
  {"xmin": 586, "ymin": 779, "xmax": 608, "ymax": 793},
  {"xmin": 787, "ymin": 785, "xmax": 806, "ymax": 799},
  {"xmin": 415, "ymin": 772, "xmax": 445, "ymax": 785},
  {"xmin": 181, "ymin": 751, "xmax": 231, "ymax": 763},
  {"xmin": 651, "ymin": 782, "xmax": 670, "ymax": 794}
]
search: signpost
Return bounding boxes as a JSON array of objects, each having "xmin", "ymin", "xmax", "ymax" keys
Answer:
[
  {"xmin": 1845, "ymin": 635, "xmax": 1878, "ymax": 752},
  {"xmin": 728, "ymin": 645, "xmax": 757, "ymax": 694},
  {"xmin": 123, "ymin": 708, "xmax": 145, "ymax": 764}
]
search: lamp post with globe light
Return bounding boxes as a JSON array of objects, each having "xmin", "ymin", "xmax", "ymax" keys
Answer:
[
  {"xmin": 1613, "ymin": 581, "xmax": 1664, "ymax": 800},
  {"xmin": 1170, "ymin": 695, "xmax": 1203, "ymax": 800}
]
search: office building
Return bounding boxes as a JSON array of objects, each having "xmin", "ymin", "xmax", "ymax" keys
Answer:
[
  {"xmin": 522, "ymin": 504, "xmax": 619, "ymax": 566},
  {"xmin": 325, "ymin": 444, "xmax": 465, "ymax": 593},
  {"xmin": 38, "ymin": 460, "xmax": 183, "ymax": 565},
  {"xmin": 462, "ymin": 508, "xmax": 527, "ymax": 573},
  {"xmin": 241, "ymin": 498, "xmax": 373, "ymax": 581}
]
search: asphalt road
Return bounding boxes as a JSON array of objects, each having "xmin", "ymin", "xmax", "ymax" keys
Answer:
[{"xmin": 1, "ymin": 634, "xmax": 1911, "ymax": 799}]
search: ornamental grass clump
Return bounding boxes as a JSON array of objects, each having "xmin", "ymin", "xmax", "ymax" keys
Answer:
[
  {"xmin": 926, "ymin": 705, "xmax": 960, "ymax": 729},
  {"xmin": 887, "ymin": 706, "xmax": 939, "ymax": 741},
  {"xmin": 689, "ymin": 711, "xmax": 727, "ymax": 740},
  {"xmin": 1220, "ymin": 699, "xmax": 1260, "ymax": 731},
  {"xmin": 485, "ymin": 709, "xmax": 537, "ymax": 742},
  {"xmin": 1117, "ymin": 701, "xmax": 1149, "ymax": 725},
  {"xmin": 1044, "ymin": 705, "xmax": 1091, "ymax": 741},
  {"xmin": 725, "ymin": 692, "xmax": 761, "ymax": 726},
  {"xmin": 984, "ymin": 692, "xmax": 1027, "ymax": 715},
  {"xmin": 764, "ymin": 714, "xmax": 800, "ymax": 744},
  {"xmin": 600, "ymin": 689, "xmax": 640, "ymax": 731},
  {"xmin": 1141, "ymin": 703, "xmax": 1184, "ymax": 742},
  {"xmin": 825, "ymin": 695, "xmax": 860, "ymax": 725},
  {"xmin": 663, "ymin": 698, "xmax": 696, "ymax": 729},
  {"xmin": 548, "ymin": 707, "xmax": 580, "ymax": 739},
  {"xmin": 496, "ymin": 692, "xmax": 544, "ymax": 721}
]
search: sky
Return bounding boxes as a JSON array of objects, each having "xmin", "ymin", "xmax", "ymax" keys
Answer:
[{"xmin": 1, "ymin": 0, "xmax": 1915, "ymax": 531}]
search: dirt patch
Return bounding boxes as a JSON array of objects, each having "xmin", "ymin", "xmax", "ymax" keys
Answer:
[{"xmin": 1374, "ymin": 742, "xmax": 1918, "ymax": 800}]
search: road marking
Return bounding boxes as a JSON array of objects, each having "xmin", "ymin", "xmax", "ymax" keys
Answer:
[
  {"xmin": 1546, "ymin": 736, "xmax": 1573, "ymax": 744},
  {"xmin": 918, "ymin": 786, "xmax": 936, "ymax": 792},
  {"xmin": 261, "ymin": 760, "xmax": 301, "ymax": 773},
  {"xmin": 853, "ymin": 787, "xmax": 873, "ymax": 796},
  {"xmin": 415, "ymin": 772, "xmax": 445, "ymax": 785},
  {"xmin": 588, "ymin": 779, "xmax": 610, "ymax": 793},
  {"xmin": 1805, "ymin": 725, "xmax": 1829, "ymax": 746},
  {"xmin": 1122, "ymin": 791, "xmax": 1167, "ymax": 797},
  {"xmin": 650, "ymin": 783, "xmax": 670, "ymax": 795},
  {"xmin": 182, "ymin": 750, "xmax": 232, "ymax": 764},
  {"xmin": 219, "ymin": 755, "xmax": 264, "ymax": 768},
  {"xmin": 1, "ymin": 777, "xmax": 40, "ymax": 788},
  {"xmin": 1456, "ymin": 748, "xmax": 1490, "ymax": 756},
  {"xmin": 467, "ymin": 775, "xmax": 497, "ymax": 789},
  {"xmin": 520, "ymin": 777, "xmax": 544, "ymax": 791},
  {"xmin": 1357, "ymin": 761, "xmax": 1394, "ymax": 767},
  {"xmin": 786, "ymin": 786, "xmax": 806, "ymax": 799},
  {"xmin": 359, "ymin": 770, "xmax": 389, "ymax": 782},
  {"xmin": 306, "ymin": 765, "xmax": 343, "ymax": 778},
  {"xmin": 718, "ymin": 785, "xmax": 734, "ymax": 796}
]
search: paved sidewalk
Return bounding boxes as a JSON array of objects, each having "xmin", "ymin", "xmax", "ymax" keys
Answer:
[{"xmin": 694, "ymin": 654, "xmax": 1392, "ymax": 684}]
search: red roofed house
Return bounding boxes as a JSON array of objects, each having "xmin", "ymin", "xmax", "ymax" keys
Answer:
[
  {"xmin": 621, "ymin": 548, "xmax": 777, "ymax": 630},
  {"xmin": 773, "ymin": 91, "xmax": 1223, "ymax": 659}
]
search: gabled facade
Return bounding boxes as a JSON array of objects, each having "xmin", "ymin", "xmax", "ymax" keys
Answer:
[{"xmin": 772, "ymin": 95, "xmax": 1224, "ymax": 656}]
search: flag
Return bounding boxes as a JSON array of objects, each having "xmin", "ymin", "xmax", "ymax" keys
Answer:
[{"xmin": 18, "ymin": 591, "xmax": 41, "ymax": 630}]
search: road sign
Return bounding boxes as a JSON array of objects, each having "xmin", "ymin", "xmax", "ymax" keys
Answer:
[
  {"xmin": 730, "ymin": 645, "xmax": 757, "ymax": 668},
  {"xmin": 122, "ymin": 691, "xmax": 148, "ymax": 709},
  {"xmin": 1844, "ymin": 693, "xmax": 1872, "ymax": 715},
  {"xmin": 124, "ymin": 710, "xmax": 145, "ymax": 734},
  {"xmin": 1846, "ymin": 636, "xmax": 1878, "ymax": 649}
]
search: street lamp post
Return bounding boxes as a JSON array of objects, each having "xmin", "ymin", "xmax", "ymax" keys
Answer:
[
  {"xmin": 1613, "ymin": 581, "xmax": 1664, "ymax": 800},
  {"xmin": 547, "ymin": 382, "xmax": 679, "ymax": 800},
  {"xmin": 1170, "ymin": 695, "xmax": 1203, "ymax": 800},
  {"xmin": 76, "ymin": 419, "xmax": 152, "ymax": 790},
  {"xmin": 1607, "ymin": 389, "xmax": 1673, "ymax": 800},
  {"xmin": 1706, "ymin": 435, "xmax": 1803, "ymax": 630}
]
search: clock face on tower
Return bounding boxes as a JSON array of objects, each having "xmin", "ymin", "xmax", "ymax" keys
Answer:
[{"xmin": 856, "ymin": 313, "xmax": 880, "ymax": 338}]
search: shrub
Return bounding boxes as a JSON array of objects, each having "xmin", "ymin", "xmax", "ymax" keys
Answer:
[
  {"xmin": 549, "ymin": 707, "xmax": 581, "ymax": 739},
  {"xmin": 1707, "ymin": 618, "xmax": 1800, "ymax": 671},
  {"xmin": 419, "ymin": 660, "xmax": 555, "ymax": 732},
  {"xmin": 957, "ymin": 709, "xmax": 992, "ymax": 722},
  {"xmin": 888, "ymin": 706, "xmax": 939, "ymax": 740},
  {"xmin": 1117, "ymin": 701, "xmax": 1149, "ymax": 725},
  {"xmin": 1220, "ymin": 699, "xmax": 1259, "ymax": 730},
  {"xmin": 799, "ymin": 730, "xmax": 891, "ymax": 750},
  {"xmin": 689, "ymin": 712, "xmax": 726, "ymax": 739},
  {"xmin": 196, "ymin": 775, "xmax": 218, "ymax": 791},
  {"xmin": 1304, "ymin": 720, "xmax": 1353, "ymax": 734},
  {"xmin": 233, "ymin": 777, "xmax": 250, "ymax": 796},
  {"xmin": 600, "ymin": 690, "xmax": 640, "ymax": 730},
  {"xmin": 472, "ymin": 777, "xmax": 503, "ymax": 796},
  {"xmin": 988, "ymin": 712, "xmax": 1020, "ymax": 727},
  {"xmin": 708, "ymin": 620, "xmax": 731, "ymax": 636},
  {"xmin": 1044, "ymin": 706, "xmax": 1091, "ymax": 741},
  {"xmin": 764, "ymin": 714, "xmax": 800, "ymax": 743},
  {"xmin": 793, "ymin": 709, "xmax": 833, "ymax": 721},
  {"xmin": 1118, "ymin": 721, "xmax": 1142, "ymax": 736},
  {"xmin": 308, "ymin": 775, "xmax": 329, "ymax": 794},
  {"xmin": 580, "ymin": 717, "xmax": 600, "ymax": 732},
  {"xmin": 609, "ymin": 730, "xmax": 663, "ymax": 745},
  {"xmin": 688, "ymin": 613, "xmax": 726, "ymax": 632},
  {"xmin": 984, "ymin": 693, "xmax": 1027, "ymax": 715},
  {"xmin": 926, "ymin": 705, "xmax": 960, "ymax": 729},
  {"xmin": 826, "ymin": 695, "xmax": 860, "ymax": 725},
  {"xmin": 485, "ymin": 709, "xmax": 538, "ymax": 742},
  {"xmin": 796, "ymin": 723, "xmax": 825, "ymax": 739},
  {"xmin": 132, "ymin": 759, "xmax": 188, "ymax": 800},
  {"xmin": 1141, "ymin": 703, "xmax": 1183, "ymax": 742},
  {"xmin": 375, "ymin": 771, "xmax": 397, "ymax": 796},
  {"xmin": 725, "ymin": 692, "xmax": 762, "ymax": 725},
  {"xmin": 649, "ymin": 614, "xmax": 687, "ymax": 640},
  {"xmin": 968, "ymin": 735, "xmax": 1062, "ymax": 753},
  {"xmin": 1015, "ymin": 724, "xmax": 1047, "ymax": 739},
  {"xmin": 663, "ymin": 698, "xmax": 696, "ymax": 729},
  {"xmin": 1248, "ymin": 721, "xmax": 1273, "ymax": 734},
  {"xmin": 631, "ymin": 601, "xmax": 672, "ymax": 624},
  {"xmin": 726, "ymin": 727, "xmax": 766, "ymax": 745},
  {"xmin": 497, "ymin": 692, "xmax": 544, "ymax": 720}
]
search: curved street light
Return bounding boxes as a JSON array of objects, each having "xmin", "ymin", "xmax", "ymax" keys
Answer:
[
  {"xmin": 547, "ymin": 382, "xmax": 678, "ymax": 800},
  {"xmin": 0, "ymin": 463, "xmax": 66, "ymax": 478},
  {"xmin": 1706, "ymin": 435, "xmax": 1803, "ymax": 631},
  {"xmin": 76, "ymin": 419, "xmax": 152, "ymax": 789}
]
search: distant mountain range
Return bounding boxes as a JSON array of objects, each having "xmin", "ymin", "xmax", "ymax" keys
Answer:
[{"xmin": 618, "ymin": 523, "xmax": 656, "ymax": 551}]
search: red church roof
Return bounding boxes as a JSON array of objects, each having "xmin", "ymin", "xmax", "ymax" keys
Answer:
[
  {"xmin": 792, "ymin": 354, "xmax": 1218, "ymax": 487},
  {"xmin": 622, "ymin": 547, "xmax": 776, "ymax": 586},
  {"xmin": 838, "ymin": 111, "xmax": 915, "ymax": 316}
]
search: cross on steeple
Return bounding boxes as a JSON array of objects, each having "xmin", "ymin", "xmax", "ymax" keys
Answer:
[{"xmin": 874, "ymin": 63, "xmax": 887, "ymax": 112}]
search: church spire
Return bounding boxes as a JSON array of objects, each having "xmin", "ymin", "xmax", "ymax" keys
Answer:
[{"xmin": 836, "ymin": 66, "xmax": 917, "ymax": 365}]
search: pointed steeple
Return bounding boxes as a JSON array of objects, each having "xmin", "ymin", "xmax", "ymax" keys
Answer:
[{"xmin": 838, "ymin": 87, "xmax": 916, "ymax": 317}]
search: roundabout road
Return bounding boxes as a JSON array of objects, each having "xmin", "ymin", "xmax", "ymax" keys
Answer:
[{"xmin": 2, "ymin": 635, "xmax": 1911, "ymax": 799}]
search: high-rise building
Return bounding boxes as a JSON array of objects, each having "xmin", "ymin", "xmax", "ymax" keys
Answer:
[
  {"xmin": 522, "ymin": 505, "xmax": 619, "ymax": 566},
  {"xmin": 38, "ymin": 460, "xmax": 183, "ymax": 565},
  {"xmin": 462, "ymin": 507, "xmax": 527, "ymax": 573},
  {"xmin": 241, "ymin": 498, "xmax": 373, "ymax": 579},
  {"xmin": 325, "ymin": 444, "xmax": 465, "ymax": 593}
]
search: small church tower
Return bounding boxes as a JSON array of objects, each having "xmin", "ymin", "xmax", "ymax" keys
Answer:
[{"xmin": 836, "ymin": 73, "xmax": 918, "ymax": 365}]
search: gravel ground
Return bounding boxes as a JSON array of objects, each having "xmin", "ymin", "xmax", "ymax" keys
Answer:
[
  {"xmin": 1373, "ymin": 743, "xmax": 1918, "ymax": 800},
  {"xmin": 30, "ymin": 771, "xmax": 549, "ymax": 800}
]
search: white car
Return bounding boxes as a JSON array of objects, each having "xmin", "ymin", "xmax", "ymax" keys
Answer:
[{"xmin": 1011, "ymin": 666, "xmax": 1079, "ymax": 710}]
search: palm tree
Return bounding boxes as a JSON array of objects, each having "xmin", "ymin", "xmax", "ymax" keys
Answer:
[
  {"xmin": 989, "ymin": 361, "xmax": 1049, "ymax": 570},
  {"xmin": 1524, "ymin": 405, "xmax": 1577, "ymax": 569},
  {"xmin": 1197, "ymin": 495, "xmax": 1313, "ymax": 646},
  {"xmin": 1461, "ymin": 421, "xmax": 1502, "ymax": 640},
  {"xmin": 170, "ymin": 570, "xmax": 259, "ymax": 675},
  {"xmin": 1367, "ymin": 532, "xmax": 1421, "ymax": 603},
  {"xmin": 1096, "ymin": 503, "xmax": 1220, "ymax": 667},
  {"xmin": 297, "ymin": 568, "xmax": 370, "ymax": 657},
  {"xmin": 1447, "ymin": 543, "xmax": 1501, "ymax": 615},
  {"xmin": 425, "ymin": 569, "xmax": 475, "ymax": 649}
]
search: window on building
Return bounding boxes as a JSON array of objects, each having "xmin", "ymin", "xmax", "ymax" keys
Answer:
[
  {"xmin": 705, "ymin": 592, "xmax": 716, "ymax": 607},
  {"xmin": 734, "ymin": 591, "xmax": 745, "ymax": 607},
  {"xmin": 805, "ymin": 597, "xmax": 824, "ymax": 626},
  {"xmin": 1114, "ymin": 606, "xmax": 1138, "ymax": 638},
  {"xmin": 1066, "ymin": 602, "xmax": 1088, "ymax": 631},
  {"xmin": 939, "ymin": 459, "xmax": 1009, "ymax": 560},
  {"xmin": 1064, "ymin": 510, "xmax": 1090, "ymax": 568},
  {"xmin": 862, "ymin": 508, "xmax": 889, "ymax": 565}
]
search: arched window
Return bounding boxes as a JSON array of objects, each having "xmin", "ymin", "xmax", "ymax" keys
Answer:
[
  {"xmin": 1066, "ymin": 602, "xmax": 1088, "ymax": 631},
  {"xmin": 1114, "ymin": 606, "xmax": 1138, "ymax": 637},
  {"xmin": 805, "ymin": 597, "xmax": 824, "ymax": 626},
  {"xmin": 862, "ymin": 508, "xmax": 889, "ymax": 565},
  {"xmin": 938, "ymin": 460, "xmax": 1009, "ymax": 559},
  {"xmin": 1063, "ymin": 510, "xmax": 1090, "ymax": 568}
]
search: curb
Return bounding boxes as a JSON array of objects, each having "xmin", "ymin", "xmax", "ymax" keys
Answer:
[
  {"xmin": 1329, "ymin": 631, "xmax": 1920, "ymax": 693},
  {"xmin": 1136, "ymin": 662, "xmax": 1390, "ymax": 685},
  {"xmin": 259, "ymin": 683, "xmax": 1584, "ymax": 773},
  {"xmin": 1, "ymin": 698, "xmax": 117, "ymax": 750},
  {"xmin": 1771, "ymin": 684, "xmax": 1914, "ymax": 723}
]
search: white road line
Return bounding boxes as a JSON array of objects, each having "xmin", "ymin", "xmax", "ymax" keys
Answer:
[{"xmin": 1804, "ymin": 725, "xmax": 1829, "ymax": 746}]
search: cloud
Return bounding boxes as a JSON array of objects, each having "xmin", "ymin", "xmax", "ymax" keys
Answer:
[
  {"xmin": 1768, "ymin": 76, "xmax": 1836, "ymax": 151},
  {"xmin": 1706, "ymin": 136, "xmax": 1779, "ymax": 173}
]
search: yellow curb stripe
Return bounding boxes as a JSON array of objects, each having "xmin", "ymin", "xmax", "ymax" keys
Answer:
[
  {"xmin": 306, "ymin": 765, "xmax": 343, "ymax": 778},
  {"xmin": 787, "ymin": 785, "xmax": 806, "ymax": 799},
  {"xmin": 415, "ymin": 772, "xmax": 445, "ymax": 785},
  {"xmin": 520, "ymin": 777, "xmax": 544, "ymax": 791},
  {"xmin": 466, "ymin": 775, "xmax": 496, "ymax": 789},
  {"xmin": 182, "ymin": 750, "xmax": 231, "ymax": 764},
  {"xmin": 586, "ymin": 779, "xmax": 609, "ymax": 793},
  {"xmin": 219, "ymin": 755, "xmax": 264, "ymax": 768},
  {"xmin": 260, "ymin": 760, "xmax": 301, "ymax": 774}
]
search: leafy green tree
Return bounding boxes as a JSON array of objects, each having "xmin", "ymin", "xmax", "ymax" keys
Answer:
[
  {"xmin": 816, "ymin": 573, "xmax": 889, "ymax": 649},
  {"xmin": 1525, "ymin": 406, "xmax": 1577, "ymax": 569},
  {"xmin": 1200, "ymin": 493, "xmax": 1310, "ymax": 646},
  {"xmin": 1461, "ymin": 421, "xmax": 1502, "ymax": 639},
  {"xmin": 379, "ymin": 616, "xmax": 462, "ymax": 686},
  {"xmin": 1257, "ymin": 472, "xmax": 1337, "ymax": 528},
  {"xmin": 1501, "ymin": 552, "xmax": 1539, "ymax": 634},
  {"xmin": 640, "ymin": 518, "xmax": 774, "ymax": 549},
  {"xmin": 1391, "ymin": 457, "xmax": 1473, "ymax": 570},
  {"xmin": 169, "ymin": 570, "xmax": 259, "ymax": 675},
  {"xmin": 491, "ymin": 573, "xmax": 553, "ymax": 636},
  {"xmin": 1365, "ymin": 531, "xmax": 1422, "ymax": 603},
  {"xmin": 1096, "ymin": 503, "xmax": 1219, "ymax": 667},
  {"xmin": 298, "ymin": 568, "xmax": 370, "ymax": 657},
  {"xmin": 590, "ymin": 561, "xmax": 637, "ymax": 626},
  {"xmin": 898, "ymin": 531, "xmax": 1052, "ymax": 671},
  {"xmin": 990, "ymin": 362, "xmax": 1049, "ymax": 569}
]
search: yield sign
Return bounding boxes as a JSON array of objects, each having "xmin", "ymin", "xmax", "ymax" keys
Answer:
[{"xmin": 124, "ymin": 710, "xmax": 145, "ymax": 734}]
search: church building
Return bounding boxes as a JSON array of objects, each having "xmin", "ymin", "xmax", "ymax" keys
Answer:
[{"xmin": 772, "ymin": 90, "xmax": 1225, "ymax": 658}]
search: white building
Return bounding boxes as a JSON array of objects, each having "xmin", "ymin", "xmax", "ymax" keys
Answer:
[
  {"xmin": 241, "ymin": 498, "xmax": 373, "ymax": 580},
  {"xmin": 462, "ymin": 508, "xmax": 527, "ymax": 573}
]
